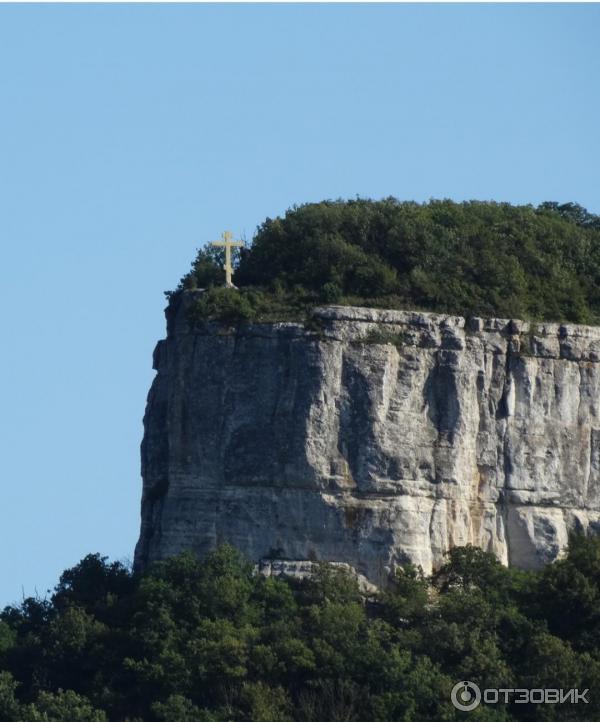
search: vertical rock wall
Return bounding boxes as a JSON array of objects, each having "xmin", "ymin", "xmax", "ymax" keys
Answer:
[{"xmin": 134, "ymin": 293, "xmax": 600, "ymax": 586}]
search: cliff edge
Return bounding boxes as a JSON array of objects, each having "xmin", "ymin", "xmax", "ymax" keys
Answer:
[{"xmin": 134, "ymin": 292, "xmax": 600, "ymax": 586}]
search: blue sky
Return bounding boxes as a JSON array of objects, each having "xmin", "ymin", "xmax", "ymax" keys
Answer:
[{"xmin": 0, "ymin": 3, "xmax": 599, "ymax": 605}]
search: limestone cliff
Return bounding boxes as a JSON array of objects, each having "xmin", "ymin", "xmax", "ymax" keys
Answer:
[{"xmin": 134, "ymin": 291, "xmax": 600, "ymax": 586}]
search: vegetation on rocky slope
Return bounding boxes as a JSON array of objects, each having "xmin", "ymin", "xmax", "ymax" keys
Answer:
[
  {"xmin": 2, "ymin": 535, "xmax": 600, "ymax": 721},
  {"xmin": 174, "ymin": 199, "xmax": 600, "ymax": 325}
]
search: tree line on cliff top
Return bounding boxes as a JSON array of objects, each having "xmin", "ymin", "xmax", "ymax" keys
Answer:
[
  {"xmin": 2, "ymin": 535, "xmax": 600, "ymax": 721},
  {"xmin": 174, "ymin": 199, "xmax": 600, "ymax": 325}
]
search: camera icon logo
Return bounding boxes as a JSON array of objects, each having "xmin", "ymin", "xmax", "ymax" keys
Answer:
[{"xmin": 451, "ymin": 681, "xmax": 482, "ymax": 711}]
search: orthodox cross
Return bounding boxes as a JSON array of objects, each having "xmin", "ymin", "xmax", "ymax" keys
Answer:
[{"xmin": 210, "ymin": 231, "xmax": 243, "ymax": 288}]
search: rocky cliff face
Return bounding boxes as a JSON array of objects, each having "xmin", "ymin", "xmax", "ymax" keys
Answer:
[{"xmin": 134, "ymin": 292, "xmax": 600, "ymax": 586}]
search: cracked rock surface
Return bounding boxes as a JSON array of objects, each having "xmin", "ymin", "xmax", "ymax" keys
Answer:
[{"xmin": 134, "ymin": 292, "xmax": 600, "ymax": 586}]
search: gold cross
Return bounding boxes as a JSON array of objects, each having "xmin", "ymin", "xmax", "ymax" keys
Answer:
[{"xmin": 210, "ymin": 231, "xmax": 243, "ymax": 288}]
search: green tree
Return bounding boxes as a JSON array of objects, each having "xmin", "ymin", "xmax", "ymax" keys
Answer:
[
  {"xmin": 151, "ymin": 695, "xmax": 218, "ymax": 722},
  {"xmin": 21, "ymin": 690, "xmax": 107, "ymax": 722},
  {"xmin": 533, "ymin": 533, "xmax": 600, "ymax": 652},
  {"xmin": 208, "ymin": 198, "xmax": 600, "ymax": 324},
  {"xmin": 239, "ymin": 682, "xmax": 292, "ymax": 722},
  {"xmin": 5, "ymin": 538, "xmax": 600, "ymax": 721},
  {"xmin": 0, "ymin": 671, "xmax": 21, "ymax": 722}
]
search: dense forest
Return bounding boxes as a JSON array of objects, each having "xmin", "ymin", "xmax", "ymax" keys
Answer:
[
  {"xmin": 2, "ymin": 536, "xmax": 600, "ymax": 721},
  {"xmin": 174, "ymin": 199, "xmax": 600, "ymax": 325}
]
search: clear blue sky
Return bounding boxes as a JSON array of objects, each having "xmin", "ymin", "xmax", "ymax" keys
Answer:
[{"xmin": 1, "ymin": 3, "xmax": 599, "ymax": 605}]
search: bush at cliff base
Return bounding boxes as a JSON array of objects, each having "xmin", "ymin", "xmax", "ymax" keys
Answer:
[{"xmin": 2, "ymin": 534, "xmax": 600, "ymax": 721}]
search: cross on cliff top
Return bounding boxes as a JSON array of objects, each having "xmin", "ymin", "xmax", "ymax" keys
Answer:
[{"xmin": 211, "ymin": 231, "xmax": 243, "ymax": 288}]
